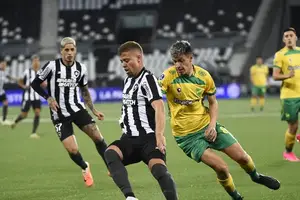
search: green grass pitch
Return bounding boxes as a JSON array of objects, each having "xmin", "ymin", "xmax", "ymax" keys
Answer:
[{"xmin": 1, "ymin": 98, "xmax": 300, "ymax": 200}]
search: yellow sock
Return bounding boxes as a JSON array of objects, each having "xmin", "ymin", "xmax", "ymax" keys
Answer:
[
  {"xmin": 250, "ymin": 97, "xmax": 257, "ymax": 108},
  {"xmin": 217, "ymin": 174, "xmax": 239, "ymax": 198},
  {"xmin": 239, "ymin": 155, "xmax": 259, "ymax": 180},
  {"xmin": 259, "ymin": 97, "xmax": 265, "ymax": 107},
  {"xmin": 285, "ymin": 130, "xmax": 296, "ymax": 152}
]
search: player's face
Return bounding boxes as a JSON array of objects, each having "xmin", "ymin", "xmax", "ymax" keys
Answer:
[
  {"xmin": 0, "ymin": 61, "xmax": 7, "ymax": 70},
  {"xmin": 172, "ymin": 53, "xmax": 193, "ymax": 76},
  {"xmin": 61, "ymin": 43, "xmax": 76, "ymax": 65},
  {"xmin": 256, "ymin": 57, "xmax": 263, "ymax": 65},
  {"xmin": 120, "ymin": 50, "xmax": 142, "ymax": 77},
  {"xmin": 283, "ymin": 31, "xmax": 297, "ymax": 48},
  {"xmin": 32, "ymin": 58, "xmax": 40, "ymax": 71}
]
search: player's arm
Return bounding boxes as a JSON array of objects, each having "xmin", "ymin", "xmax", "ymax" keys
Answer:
[
  {"xmin": 204, "ymin": 72, "xmax": 218, "ymax": 142},
  {"xmin": 79, "ymin": 67, "xmax": 104, "ymax": 120},
  {"xmin": 249, "ymin": 67, "xmax": 254, "ymax": 84},
  {"xmin": 272, "ymin": 52, "xmax": 294, "ymax": 80},
  {"xmin": 272, "ymin": 67, "xmax": 294, "ymax": 80},
  {"xmin": 31, "ymin": 62, "xmax": 59, "ymax": 111},
  {"xmin": 144, "ymin": 75, "xmax": 166, "ymax": 153}
]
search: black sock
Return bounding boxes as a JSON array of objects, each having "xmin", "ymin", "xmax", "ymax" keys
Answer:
[
  {"xmin": 15, "ymin": 114, "xmax": 24, "ymax": 123},
  {"xmin": 105, "ymin": 149, "xmax": 135, "ymax": 198},
  {"xmin": 2, "ymin": 105, "xmax": 7, "ymax": 121},
  {"xmin": 32, "ymin": 115, "xmax": 40, "ymax": 133},
  {"xmin": 69, "ymin": 152, "xmax": 88, "ymax": 170},
  {"xmin": 95, "ymin": 139, "xmax": 108, "ymax": 167},
  {"xmin": 151, "ymin": 164, "xmax": 178, "ymax": 200}
]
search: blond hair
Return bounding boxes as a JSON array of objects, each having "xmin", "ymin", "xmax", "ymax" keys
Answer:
[
  {"xmin": 118, "ymin": 41, "xmax": 143, "ymax": 55},
  {"xmin": 60, "ymin": 37, "xmax": 76, "ymax": 48}
]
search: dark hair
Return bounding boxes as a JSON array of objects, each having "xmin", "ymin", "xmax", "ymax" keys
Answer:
[
  {"xmin": 118, "ymin": 41, "xmax": 143, "ymax": 55},
  {"xmin": 283, "ymin": 27, "xmax": 297, "ymax": 35},
  {"xmin": 169, "ymin": 40, "xmax": 192, "ymax": 59}
]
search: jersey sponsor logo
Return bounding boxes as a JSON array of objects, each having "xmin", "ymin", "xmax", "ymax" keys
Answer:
[
  {"xmin": 173, "ymin": 98, "xmax": 199, "ymax": 105},
  {"xmin": 288, "ymin": 66, "xmax": 300, "ymax": 70},
  {"xmin": 123, "ymin": 93, "xmax": 136, "ymax": 106},
  {"xmin": 57, "ymin": 78, "xmax": 78, "ymax": 87}
]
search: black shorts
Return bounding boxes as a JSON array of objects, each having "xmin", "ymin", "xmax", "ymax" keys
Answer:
[
  {"xmin": 21, "ymin": 100, "xmax": 41, "ymax": 112},
  {"xmin": 0, "ymin": 93, "xmax": 7, "ymax": 102},
  {"xmin": 109, "ymin": 133, "xmax": 166, "ymax": 166},
  {"xmin": 53, "ymin": 109, "xmax": 95, "ymax": 141}
]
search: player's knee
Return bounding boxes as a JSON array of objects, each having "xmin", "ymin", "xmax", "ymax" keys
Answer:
[
  {"xmin": 236, "ymin": 153, "xmax": 249, "ymax": 165},
  {"xmin": 21, "ymin": 112, "xmax": 28, "ymax": 118},
  {"xmin": 65, "ymin": 146, "xmax": 79, "ymax": 154},
  {"xmin": 288, "ymin": 123, "xmax": 298, "ymax": 134},
  {"xmin": 213, "ymin": 163, "xmax": 229, "ymax": 175},
  {"xmin": 151, "ymin": 164, "xmax": 169, "ymax": 180},
  {"xmin": 104, "ymin": 149, "xmax": 120, "ymax": 164}
]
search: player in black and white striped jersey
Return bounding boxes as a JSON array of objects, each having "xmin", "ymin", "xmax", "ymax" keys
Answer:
[
  {"xmin": 11, "ymin": 55, "xmax": 43, "ymax": 138},
  {"xmin": 31, "ymin": 37, "xmax": 108, "ymax": 187},
  {"xmin": 104, "ymin": 41, "xmax": 178, "ymax": 200},
  {"xmin": 0, "ymin": 60, "xmax": 11, "ymax": 125}
]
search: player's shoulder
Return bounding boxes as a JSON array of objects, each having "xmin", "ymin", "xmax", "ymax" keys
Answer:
[
  {"xmin": 194, "ymin": 65, "xmax": 211, "ymax": 79},
  {"xmin": 75, "ymin": 60, "xmax": 87, "ymax": 71},
  {"xmin": 159, "ymin": 66, "xmax": 177, "ymax": 80},
  {"xmin": 295, "ymin": 46, "xmax": 300, "ymax": 51},
  {"xmin": 275, "ymin": 47, "xmax": 288, "ymax": 56}
]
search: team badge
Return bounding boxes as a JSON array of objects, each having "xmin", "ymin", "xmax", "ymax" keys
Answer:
[
  {"xmin": 177, "ymin": 88, "xmax": 181, "ymax": 93},
  {"xmin": 133, "ymin": 84, "xmax": 139, "ymax": 92},
  {"xmin": 159, "ymin": 74, "xmax": 165, "ymax": 80},
  {"xmin": 74, "ymin": 70, "xmax": 80, "ymax": 78}
]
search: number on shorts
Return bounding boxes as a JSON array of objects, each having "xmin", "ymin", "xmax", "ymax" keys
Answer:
[
  {"xmin": 55, "ymin": 123, "xmax": 62, "ymax": 138},
  {"xmin": 220, "ymin": 126, "xmax": 230, "ymax": 134}
]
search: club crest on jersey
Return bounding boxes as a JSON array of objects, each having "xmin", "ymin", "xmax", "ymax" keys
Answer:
[
  {"xmin": 177, "ymin": 88, "xmax": 181, "ymax": 93},
  {"xmin": 74, "ymin": 70, "xmax": 80, "ymax": 78},
  {"xmin": 133, "ymin": 84, "xmax": 139, "ymax": 92},
  {"xmin": 159, "ymin": 74, "xmax": 165, "ymax": 80}
]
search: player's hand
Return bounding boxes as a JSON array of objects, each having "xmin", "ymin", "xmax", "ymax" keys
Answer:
[
  {"xmin": 92, "ymin": 109, "xmax": 104, "ymax": 121},
  {"xmin": 156, "ymin": 135, "xmax": 166, "ymax": 154},
  {"xmin": 47, "ymin": 97, "xmax": 59, "ymax": 112},
  {"xmin": 289, "ymin": 69, "xmax": 295, "ymax": 78},
  {"xmin": 205, "ymin": 125, "xmax": 217, "ymax": 142}
]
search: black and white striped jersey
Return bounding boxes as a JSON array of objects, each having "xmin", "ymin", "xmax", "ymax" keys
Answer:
[
  {"xmin": 0, "ymin": 69, "xmax": 8, "ymax": 95},
  {"xmin": 36, "ymin": 59, "xmax": 87, "ymax": 121},
  {"xmin": 22, "ymin": 68, "xmax": 40, "ymax": 101},
  {"xmin": 120, "ymin": 68, "xmax": 162, "ymax": 137}
]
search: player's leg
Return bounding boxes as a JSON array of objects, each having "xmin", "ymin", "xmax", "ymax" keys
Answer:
[
  {"xmin": 0, "ymin": 93, "xmax": 9, "ymax": 124},
  {"xmin": 174, "ymin": 129, "xmax": 242, "ymax": 199},
  {"xmin": 222, "ymin": 143, "xmax": 280, "ymax": 190},
  {"xmin": 258, "ymin": 87, "xmax": 266, "ymax": 111},
  {"xmin": 281, "ymin": 98, "xmax": 299, "ymax": 161},
  {"xmin": 144, "ymin": 135, "xmax": 178, "ymax": 200},
  {"xmin": 74, "ymin": 110, "xmax": 107, "ymax": 166},
  {"xmin": 250, "ymin": 87, "xmax": 258, "ymax": 111},
  {"xmin": 201, "ymin": 149, "xmax": 243, "ymax": 200},
  {"xmin": 104, "ymin": 137, "xmax": 136, "ymax": 199},
  {"xmin": 54, "ymin": 121, "xmax": 92, "ymax": 186},
  {"xmin": 30, "ymin": 100, "xmax": 41, "ymax": 138},
  {"xmin": 11, "ymin": 100, "xmax": 30, "ymax": 128}
]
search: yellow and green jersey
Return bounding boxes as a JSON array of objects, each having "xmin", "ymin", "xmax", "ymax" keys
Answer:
[
  {"xmin": 273, "ymin": 46, "xmax": 300, "ymax": 99},
  {"xmin": 250, "ymin": 64, "xmax": 269, "ymax": 87},
  {"xmin": 158, "ymin": 65, "xmax": 216, "ymax": 137}
]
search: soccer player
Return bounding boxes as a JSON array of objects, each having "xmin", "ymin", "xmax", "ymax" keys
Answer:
[
  {"xmin": 0, "ymin": 60, "xmax": 10, "ymax": 125},
  {"xmin": 250, "ymin": 56, "xmax": 269, "ymax": 112},
  {"xmin": 31, "ymin": 37, "xmax": 108, "ymax": 187},
  {"xmin": 272, "ymin": 27, "xmax": 300, "ymax": 161},
  {"xmin": 104, "ymin": 41, "xmax": 178, "ymax": 200},
  {"xmin": 11, "ymin": 55, "xmax": 43, "ymax": 138},
  {"xmin": 159, "ymin": 40, "xmax": 280, "ymax": 200}
]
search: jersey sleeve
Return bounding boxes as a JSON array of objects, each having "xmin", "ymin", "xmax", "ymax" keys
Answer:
[
  {"xmin": 142, "ymin": 74, "xmax": 162, "ymax": 103},
  {"xmin": 78, "ymin": 64, "xmax": 88, "ymax": 87},
  {"xmin": 36, "ymin": 61, "xmax": 52, "ymax": 81},
  {"xmin": 273, "ymin": 52, "xmax": 283, "ymax": 69},
  {"xmin": 204, "ymin": 72, "xmax": 216, "ymax": 96},
  {"xmin": 158, "ymin": 71, "xmax": 170, "ymax": 94}
]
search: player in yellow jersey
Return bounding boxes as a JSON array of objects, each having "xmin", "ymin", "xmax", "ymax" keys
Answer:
[
  {"xmin": 159, "ymin": 41, "xmax": 280, "ymax": 200},
  {"xmin": 250, "ymin": 56, "xmax": 269, "ymax": 111},
  {"xmin": 272, "ymin": 27, "xmax": 300, "ymax": 161}
]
